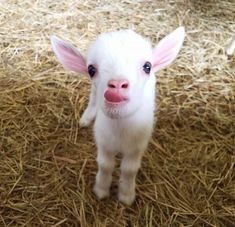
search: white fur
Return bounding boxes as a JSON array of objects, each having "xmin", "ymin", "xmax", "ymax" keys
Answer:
[{"xmin": 51, "ymin": 27, "xmax": 185, "ymax": 205}]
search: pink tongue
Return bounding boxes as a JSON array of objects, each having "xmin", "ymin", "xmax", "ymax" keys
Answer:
[{"xmin": 104, "ymin": 90, "xmax": 125, "ymax": 103}]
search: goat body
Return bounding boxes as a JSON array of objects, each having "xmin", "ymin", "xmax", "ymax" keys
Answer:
[{"xmin": 51, "ymin": 27, "xmax": 185, "ymax": 205}]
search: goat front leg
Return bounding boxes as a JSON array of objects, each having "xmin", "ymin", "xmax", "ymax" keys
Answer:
[
  {"xmin": 118, "ymin": 151, "xmax": 143, "ymax": 205},
  {"xmin": 93, "ymin": 148, "xmax": 115, "ymax": 199},
  {"xmin": 79, "ymin": 84, "xmax": 97, "ymax": 127}
]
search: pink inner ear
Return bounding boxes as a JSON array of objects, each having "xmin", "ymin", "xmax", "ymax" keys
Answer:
[
  {"xmin": 57, "ymin": 43, "xmax": 87, "ymax": 74},
  {"xmin": 153, "ymin": 40, "xmax": 177, "ymax": 68},
  {"xmin": 51, "ymin": 36, "xmax": 87, "ymax": 74},
  {"xmin": 152, "ymin": 27, "xmax": 185, "ymax": 72}
]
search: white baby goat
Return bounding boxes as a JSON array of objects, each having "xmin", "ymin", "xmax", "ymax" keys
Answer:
[{"xmin": 51, "ymin": 27, "xmax": 185, "ymax": 205}]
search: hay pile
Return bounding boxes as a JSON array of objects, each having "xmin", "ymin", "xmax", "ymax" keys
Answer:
[{"xmin": 0, "ymin": 0, "xmax": 234, "ymax": 226}]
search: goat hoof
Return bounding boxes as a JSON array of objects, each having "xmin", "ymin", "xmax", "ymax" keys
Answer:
[
  {"xmin": 79, "ymin": 115, "xmax": 92, "ymax": 127},
  {"xmin": 93, "ymin": 185, "xmax": 110, "ymax": 200},
  {"xmin": 118, "ymin": 192, "xmax": 135, "ymax": 205}
]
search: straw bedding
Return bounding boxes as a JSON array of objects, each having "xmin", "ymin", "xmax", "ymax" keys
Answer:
[{"xmin": 0, "ymin": 0, "xmax": 234, "ymax": 226}]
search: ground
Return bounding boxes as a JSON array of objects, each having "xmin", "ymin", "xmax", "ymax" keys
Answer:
[{"xmin": 0, "ymin": 0, "xmax": 234, "ymax": 226}]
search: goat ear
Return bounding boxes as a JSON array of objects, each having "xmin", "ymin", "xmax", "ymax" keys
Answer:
[
  {"xmin": 50, "ymin": 36, "xmax": 87, "ymax": 74},
  {"xmin": 152, "ymin": 27, "xmax": 185, "ymax": 72}
]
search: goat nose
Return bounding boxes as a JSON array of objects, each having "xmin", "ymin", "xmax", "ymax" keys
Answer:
[{"xmin": 107, "ymin": 79, "xmax": 129, "ymax": 89}]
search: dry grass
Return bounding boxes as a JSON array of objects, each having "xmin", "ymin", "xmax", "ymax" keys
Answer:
[{"xmin": 0, "ymin": 0, "xmax": 235, "ymax": 226}]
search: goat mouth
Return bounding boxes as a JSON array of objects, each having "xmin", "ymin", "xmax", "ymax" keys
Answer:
[
  {"xmin": 104, "ymin": 99, "xmax": 129, "ymax": 108},
  {"xmin": 104, "ymin": 90, "xmax": 129, "ymax": 108},
  {"xmin": 104, "ymin": 90, "xmax": 128, "ymax": 103}
]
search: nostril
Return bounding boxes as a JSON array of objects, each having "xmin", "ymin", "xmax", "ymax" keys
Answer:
[
  {"xmin": 108, "ymin": 83, "xmax": 116, "ymax": 89},
  {"xmin": 121, "ymin": 83, "xmax": 128, "ymax": 89}
]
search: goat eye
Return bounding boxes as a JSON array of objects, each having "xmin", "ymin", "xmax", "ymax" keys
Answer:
[
  {"xmin": 88, "ymin": 64, "xmax": 96, "ymax": 78},
  {"xmin": 143, "ymin": 62, "xmax": 152, "ymax": 74}
]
